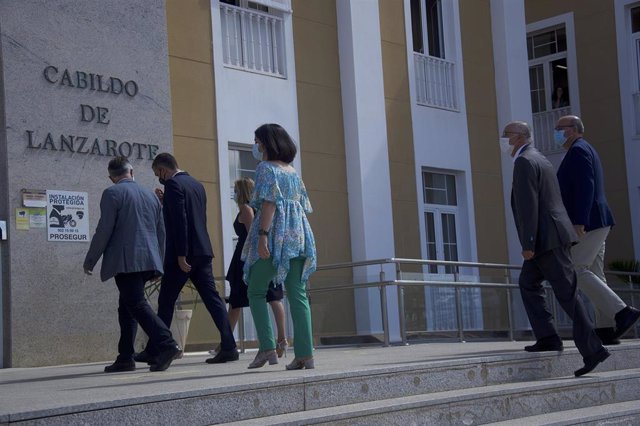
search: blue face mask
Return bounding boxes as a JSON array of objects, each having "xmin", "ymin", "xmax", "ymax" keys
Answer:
[
  {"xmin": 553, "ymin": 129, "xmax": 567, "ymax": 147},
  {"xmin": 252, "ymin": 143, "xmax": 263, "ymax": 161}
]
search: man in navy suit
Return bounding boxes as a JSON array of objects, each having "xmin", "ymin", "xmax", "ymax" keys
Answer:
[
  {"xmin": 501, "ymin": 121, "xmax": 608, "ymax": 377},
  {"xmin": 137, "ymin": 153, "xmax": 238, "ymax": 364},
  {"xmin": 84, "ymin": 156, "xmax": 181, "ymax": 373},
  {"xmin": 555, "ymin": 115, "xmax": 640, "ymax": 344}
]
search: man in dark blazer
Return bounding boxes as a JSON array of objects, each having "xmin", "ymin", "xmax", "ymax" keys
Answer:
[
  {"xmin": 138, "ymin": 152, "xmax": 237, "ymax": 364},
  {"xmin": 83, "ymin": 156, "xmax": 181, "ymax": 373},
  {"xmin": 501, "ymin": 121, "xmax": 609, "ymax": 377},
  {"xmin": 555, "ymin": 115, "xmax": 640, "ymax": 344}
]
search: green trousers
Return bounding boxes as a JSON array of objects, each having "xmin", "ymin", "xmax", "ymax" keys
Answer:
[{"xmin": 248, "ymin": 257, "xmax": 313, "ymax": 358}]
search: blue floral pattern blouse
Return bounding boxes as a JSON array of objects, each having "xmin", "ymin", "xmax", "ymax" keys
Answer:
[{"xmin": 242, "ymin": 161, "xmax": 317, "ymax": 286}]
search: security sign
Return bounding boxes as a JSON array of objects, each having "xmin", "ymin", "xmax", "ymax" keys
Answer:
[{"xmin": 46, "ymin": 190, "xmax": 89, "ymax": 242}]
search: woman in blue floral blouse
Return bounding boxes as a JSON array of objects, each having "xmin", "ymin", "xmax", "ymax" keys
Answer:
[{"xmin": 242, "ymin": 123, "xmax": 317, "ymax": 370}]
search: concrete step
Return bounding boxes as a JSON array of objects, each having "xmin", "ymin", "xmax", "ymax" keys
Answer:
[
  {"xmin": 487, "ymin": 399, "xmax": 640, "ymax": 425},
  {"xmin": 226, "ymin": 369, "xmax": 640, "ymax": 425},
  {"xmin": 2, "ymin": 342, "xmax": 640, "ymax": 425}
]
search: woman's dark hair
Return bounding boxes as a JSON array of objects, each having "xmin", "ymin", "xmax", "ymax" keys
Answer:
[{"xmin": 254, "ymin": 123, "xmax": 297, "ymax": 163}]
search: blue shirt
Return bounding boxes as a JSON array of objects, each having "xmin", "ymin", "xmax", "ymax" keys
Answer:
[{"xmin": 242, "ymin": 161, "xmax": 317, "ymax": 285}]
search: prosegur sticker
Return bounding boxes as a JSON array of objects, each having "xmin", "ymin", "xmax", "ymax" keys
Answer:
[{"xmin": 46, "ymin": 190, "xmax": 89, "ymax": 242}]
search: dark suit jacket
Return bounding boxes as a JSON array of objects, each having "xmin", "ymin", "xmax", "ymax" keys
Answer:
[
  {"xmin": 556, "ymin": 137, "xmax": 615, "ymax": 232},
  {"xmin": 84, "ymin": 179, "xmax": 165, "ymax": 281},
  {"xmin": 162, "ymin": 171, "xmax": 213, "ymax": 261},
  {"xmin": 511, "ymin": 145, "xmax": 577, "ymax": 255}
]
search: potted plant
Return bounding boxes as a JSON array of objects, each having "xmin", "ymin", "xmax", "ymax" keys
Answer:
[
  {"xmin": 143, "ymin": 277, "xmax": 199, "ymax": 352},
  {"xmin": 608, "ymin": 260, "xmax": 640, "ymax": 286}
]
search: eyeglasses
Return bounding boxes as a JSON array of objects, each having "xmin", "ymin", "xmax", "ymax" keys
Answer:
[
  {"xmin": 502, "ymin": 131, "xmax": 523, "ymax": 137},
  {"xmin": 554, "ymin": 125, "xmax": 575, "ymax": 131}
]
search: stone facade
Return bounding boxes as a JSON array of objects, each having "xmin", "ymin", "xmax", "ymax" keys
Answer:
[{"xmin": 0, "ymin": 0, "xmax": 173, "ymax": 366}]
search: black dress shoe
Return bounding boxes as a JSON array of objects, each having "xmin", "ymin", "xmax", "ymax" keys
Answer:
[
  {"xmin": 133, "ymin": 350, "xmax": 155, "ymax": 365},
  {"xmin": 594, "ymin": 327, "xmax": 621, "ymax": 345},
  {"xmin": 150, "ymin": 345, "xmax": 182, "ymax": 372},
  {"xmin": 613, "ymin": 306, "xmax": 640, "ymax": 340},
  {"xmin": 575, "ymin": 348, "xmax": 610, "ymax": 377},
  {"xmin": 104, "ymin": 359, "xmax": 136, "ymax": 373},
  {"xmin": 206, "ymin": 348, "xmax": 239, "ymax": 364},
  {"xmin": 524, "ymin": 335, "xmax": 563, "ymax": 352}
]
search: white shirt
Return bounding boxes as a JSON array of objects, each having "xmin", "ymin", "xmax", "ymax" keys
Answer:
[{"xmin": 512, "ymin": 143, "xmax": 530, "ymax": 163}]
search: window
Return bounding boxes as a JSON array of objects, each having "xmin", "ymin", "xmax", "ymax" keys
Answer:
[
  {"xmin": 410, "ymin": 0, "xmax": 445, "ymax": 59},
  {"xmin": 631, "ymin": 5, "xmax": 640, "ymax": 32},
  {"xmin": 527, "ymin": 27, "xmax": 570, "ymax": 113},
  {"xmin": 422, "ymin": 171, "xmax": 458, "ymax": 274},
  {"xmin": 410, "ymin": 0, "xmax": 457, "ymax": 110},
  {"xmin": 228, "ymin": 145, "xmax": 259, "ymax": 234},
  {"xmin": 411, "ymin": 0, "xmax": 458, "ymax": 111},
  {"xmin": 219, "ymin": 0, "xmax": 287, "ymax": 78},
  {"xmin": 527, "ymin": 25, "xmax": 572, "ymax": 153},
  {"xmin": 421, "ymin": 170, "xmax": 482, "ymax": 332},
  {"xmin": 631, "ymin": 6, "xmax": 640, "ymax": 136}
]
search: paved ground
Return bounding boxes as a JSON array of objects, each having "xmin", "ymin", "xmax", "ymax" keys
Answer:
[{"xmin": 1, "ymin": 340, "xmax": 637, "ymax": 421}]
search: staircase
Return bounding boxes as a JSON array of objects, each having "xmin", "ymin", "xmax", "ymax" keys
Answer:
[
  {"xmin": 2, "ymin": 341, "xmax": 639, "ymax": 425},
  {"xmin": 224, "ymin": 344, "xmax": 640, "ymax": 425}
]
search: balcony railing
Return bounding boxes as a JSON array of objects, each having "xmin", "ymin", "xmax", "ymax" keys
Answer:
[
  {"xmin": 532, "ymin": 106, "xmax": 571, "ymax": 154},
  {"xmin": 413, "ymin": 53, "xmax": 458, "ymax": 111},
  {"xmin": 220, "ymin": 3, "xmax": 286, "ymax": 78},
  {"xmin": 633, "ymin": 92, "xmax": 640, "ymax": 137}
]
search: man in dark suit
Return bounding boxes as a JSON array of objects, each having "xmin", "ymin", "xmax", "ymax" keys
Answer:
[
  {"xmin": 555, "ymin": 115, "xmax": 640, "ymax": 344},
  {"xmin": 84, "ymin": 156, "xmax": 181, "ymax": 373},
  {"xmin": 500, "ymin": 121, "xmax": 609, "ymax": 377},
  {"xmin": 137, "ymin": 152, "xmax": 237, "ymax": 364}
]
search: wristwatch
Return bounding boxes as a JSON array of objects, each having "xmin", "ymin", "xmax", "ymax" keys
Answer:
[{"xmin": 258, "ymin": 229, "xmax": 269, "ymax": 236}]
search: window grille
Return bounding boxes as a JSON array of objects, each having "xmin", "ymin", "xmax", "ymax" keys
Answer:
[{"xmin": 220, "ymin": 2, "xmax": 286, "ymax": 78}]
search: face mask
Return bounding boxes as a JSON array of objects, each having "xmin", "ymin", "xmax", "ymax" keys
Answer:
[
  {"xmin": 158, "ymin": 177, "xmax": 166, "ymax": 185},
  {"xmin": 553, "ymin": 129, "xmax": 567, "ymax": 147},
  {"xmin": 499, "ymin": 137, "xmax": 512, "ymax": 155},
  {"xmin": 252, "ymin": 143, "xmax": 263, "ymax": 161}
]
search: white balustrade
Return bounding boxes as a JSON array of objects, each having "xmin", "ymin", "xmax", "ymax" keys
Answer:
[
  {"xmin": 413, "ymin": 52, "xmax": 458, "ymax": 111},
  {"xmin": 532, "ymin": 106, "xmax": 571, "ymax": 154},
  {"xmin": 220, "ymin": 3, "xmax": 286, "ymax": 78}
]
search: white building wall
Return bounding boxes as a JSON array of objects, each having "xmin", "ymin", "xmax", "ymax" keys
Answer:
[
  {"xmin": 490, "ymin": 0, "xmax": 532, "ymax": 267},
  {"xmin": 336, "ymin": 0, "xmax": 400, "ymax": 341},
  {"xmin": 403, "ymin": 0, "xmax": 478, "ymax": 266},
  {"xmin": 615, "ymin": 0, "xmax": 640, "ymax": 259},
  {"xmin": 210, "ymin": 1, "xmax": 301, "ymax": 277},
  {"xmin": 210, "ymin": 1, "xmax": 301, "ymax": 339}
]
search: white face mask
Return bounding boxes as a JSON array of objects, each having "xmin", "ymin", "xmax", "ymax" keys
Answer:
[
  {"xmin": 499, "ymin": 137, "xmax": 512, "ymax": 155},
  {"xmin": 252, "ymin": 143, "xmax": 263, "ymax": 161}
]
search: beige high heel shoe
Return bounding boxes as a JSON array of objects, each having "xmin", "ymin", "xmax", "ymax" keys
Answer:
[
  {"xmin": 247, "ymin": 350, "xmax": 278, "ymax": 369},
  {"xmin": 285, "ymin": 357, "xmax": 314, "ymax": 370},
  {"xmin": 276, "ymin": 339, "xmax": 289, "ymax": 358}
]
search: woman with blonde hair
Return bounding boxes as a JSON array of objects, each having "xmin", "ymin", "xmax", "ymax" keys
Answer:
[{"xmin": 220, "ymin": 177, "xmax": 288, "ymax": 357}]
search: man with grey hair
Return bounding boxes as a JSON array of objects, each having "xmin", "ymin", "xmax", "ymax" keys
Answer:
[
  {"xmin": 500, "ymin": 121, "xmax": 609, "ymax": 377},
  {"xmin": 84, "ymin": 156, "xmax": 181, "ymax": 373},
  {"xmin": 555, "ymin": 115, "xmax": 640, "ymax": 344}
]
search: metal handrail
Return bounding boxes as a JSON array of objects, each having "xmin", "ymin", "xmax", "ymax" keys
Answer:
[
  {"xmin": 316, "ymin": 257, "xmax": 523, "ymax": 271},
  {"xmin": 215, "ymin": 259, "xmax": 639, "ymax": 351},
  {"xmin": 309, "ymin": 258, "xmax": 640, "ymax": 346}
]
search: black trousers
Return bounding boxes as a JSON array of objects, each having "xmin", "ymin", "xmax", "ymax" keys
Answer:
[
  {"xmin": 114, "ymin": 271, "xmax": 177, "ymax": 361},
  {"xmin": 519, "ymin": 245, "xmax": 603, "ymax": 359},
  {"xmin": 149, "ymin": 256, "xmax": 236, "ymax": 353}
]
